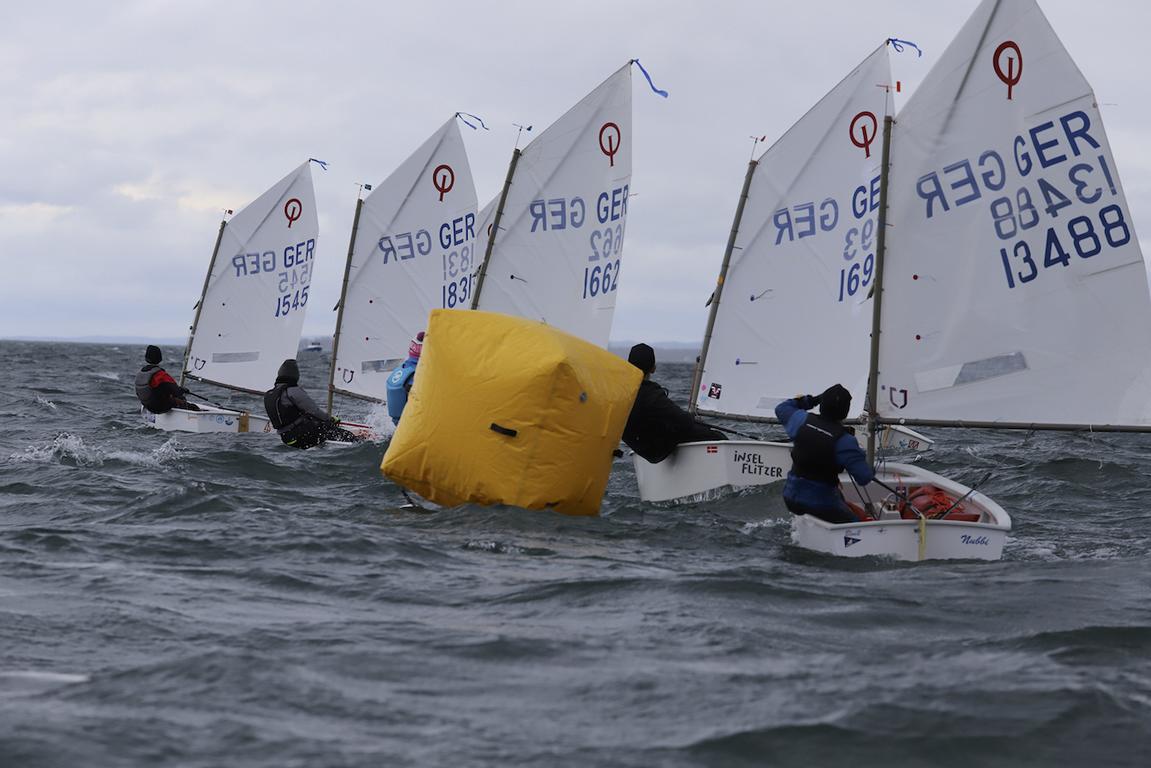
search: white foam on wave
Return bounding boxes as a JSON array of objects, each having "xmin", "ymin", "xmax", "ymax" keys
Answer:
[
  {"xmin": 0, "ymin": 669, "xmax": 90, "ymax": 695},
  {"xmin": 740, "ymin": 518, "xmax": 790, "ymax": 536},
  {"xmin": 34, "ymin": 395, "xmax": 57, "ymax": 410},
  {"xmin": 362, "ymin": 402, "xmax": 396, "ymax": 442},
  {"xmin": 8, "ymin": 433, "xmax": 182, "ymax": 467},
  {"xmin": 92, "ymin": 371, "xmax": 121, "ymax": 381}
]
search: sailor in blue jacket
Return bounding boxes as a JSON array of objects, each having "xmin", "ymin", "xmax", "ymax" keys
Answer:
[
  {"xmin": 774, "ymin": 384, "xmax": 874, "ymax": 524},
  {"xmin": 386, "ymin": 331, "xmax": 424, "ymax": 426}
]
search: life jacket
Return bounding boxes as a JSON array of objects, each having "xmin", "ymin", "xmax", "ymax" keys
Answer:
[
  {"xmin": 135, "ymin": 364, "xmax": 170, "ymax": 414},
  {"xmin": 386, "ymin": 358, "xmax": 418, "ymax": 425},
  {"xmin": 790, "ymin": 412, "xmax": 846, "ymax": 486},
  {"xmin": 264, "ymin": 384, "xmax": 304, "ymax": 431},
  {"xmin": 900, "ymin": 485, "xmax": 978, "ymax": 521}
]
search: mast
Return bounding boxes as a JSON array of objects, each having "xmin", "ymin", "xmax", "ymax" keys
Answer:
[
  {"xmin": 865, "ymin": 115, "xmax": 894, "ymax": 463},
  {"xmin": 327, "ymin": 193, "xmax": 365, "ymax": 414},
  {"xmin": 689, "ymin": 159, "xmax": 758, "ymax": 415},
  {"xmin": 470, "ymin": 148, "xmax": 521, "ymax": 310},
  {"xmin": 180, "ymin": 216, "xmax": 228, "ymax": 388}
]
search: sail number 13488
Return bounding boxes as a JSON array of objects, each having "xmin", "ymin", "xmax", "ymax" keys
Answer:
[{"xmin": 999, "ymin": 204, "xmax": 1130, "ymax": 289}]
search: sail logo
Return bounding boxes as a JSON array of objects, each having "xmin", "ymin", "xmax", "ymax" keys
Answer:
[
  {"xmin": 284, "ymin": 198, "xmax": 302, "ymax": 228},
  {"xmin": 888, "ymin": 386, "xmax": 908, "ymax": 409},
  {"xmin": 849, "ymin": 111, "xmax": 878, "ymax": 158},
  {"xmin": 599, "ymin": 122, "xmax": 621, "ymax": 167},
  {"xmin": 708, "ymin": 382, "xmax": 722, "ymax": 400},
  {"xmin": 993, "ymin": 41, "xmax": 1023, "ymax": 100},
  {"xmin": 432, "ymin": 164, "xmax": 455, "ymax": 201}
]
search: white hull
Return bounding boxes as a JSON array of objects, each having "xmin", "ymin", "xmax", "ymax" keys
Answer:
[
  {"xmin": 791, "ymin": 462, "xmax": 1010, "ymax": 562},
  {"xmin": 633, "ymin": 424, "xmax": 932, "ymax": 503},
  {"xmin": 142, "ymin": 406, "xmax": 274, "ymax": 434},
  {"xmin": 141, "ymin": 407, "xmax": 375, "ymax": 440},
  {"xmin": 871, "ymin": 423, "xmax": 933, "ymax": 453},
  {"xmin": 633, "ymin": 440, "xmax": 792, "ymax": 502}
]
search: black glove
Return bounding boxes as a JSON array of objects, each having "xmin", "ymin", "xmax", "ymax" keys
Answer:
[{"xmin": 796, "ymin": 394, "xmax": 820, "ymax": 410}]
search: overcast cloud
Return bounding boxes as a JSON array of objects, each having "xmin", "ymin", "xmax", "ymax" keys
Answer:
[{"xmin": 2, "ymin": 0, "xmax": 1148, "ymax": 343}]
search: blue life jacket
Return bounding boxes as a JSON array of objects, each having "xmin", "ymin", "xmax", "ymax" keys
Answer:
[{"xmin": 386, "ymin": 357, "xmax": 418, "ymax": 425}]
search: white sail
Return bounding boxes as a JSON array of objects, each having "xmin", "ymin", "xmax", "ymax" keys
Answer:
[
  {"xmin": 878, "ymin": 0, "xmax": 1151, "ymax": 426},
  {"xmin": 475, "ymin": 63, "xmax": 633, "ymax": 347},
  {"xmin": 186, "ymin": 161, "xmax": 319, "ymax": 394},
  {"xmin": 331, "ymin": 118, "xmax": 478, "ymax": 402},
  {"xmin": 695, "ymin": 46, "xmax": 894, "ymax": 420}
]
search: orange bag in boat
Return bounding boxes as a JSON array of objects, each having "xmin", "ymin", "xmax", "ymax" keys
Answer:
[{"xmin": 900, "ymin": 485, "xmax": 968, "ymax": 520}]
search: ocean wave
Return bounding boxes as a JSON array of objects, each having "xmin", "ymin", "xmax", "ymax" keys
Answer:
[{"xmin": 7, "ymin": 433, "xmax": 181, "ymax": 467}]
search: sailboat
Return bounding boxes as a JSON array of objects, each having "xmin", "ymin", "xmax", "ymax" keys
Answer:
[
  {"xmin": 635, "ymin": 43, "xmax": 931, "ymax": 504},
  {"xmin": 327, "ymin": 116, "xmax": 478, "ymax": 414},
  {"xmin": 143, "ymin": 160, "xmax": 325, "ymax": 434},
  {"xmin": 471, "ymin": 60, "xmax": 640, "ymax": 347},
  {"xmin": 757, "ymin": 0, "xmax": 1151, "ymax": 561}
]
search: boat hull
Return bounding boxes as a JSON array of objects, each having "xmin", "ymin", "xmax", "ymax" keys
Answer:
[
  {"xmin": 633, "ymin": 424, "xmax": 932, "ymax": 503},
  {"xmin": 141, "ymin": 406, "xmax": 274, "ymax": 434},
  {"xmin": 633, "ymin": 440, "xmax": 792, "ymax": 502},
  {"xmin": 791, "ymin": 462, "xmax": 1011, "ymax": 562}
]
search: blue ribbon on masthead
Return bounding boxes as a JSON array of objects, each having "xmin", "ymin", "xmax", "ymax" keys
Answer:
[
  {"xmin": 456, "ymin": 112, "xmax": 489, "ymax": 131},
  {"xmin": 887, "ymin": 38, "xmax": 923, "ymax": 57},
  {"xmin": 631, "ymin": 59, "xmax": 668, "ymax": 98},
  {"xmin": 309, "ymin": 158, "xmax": 329, "ymax": 170}
]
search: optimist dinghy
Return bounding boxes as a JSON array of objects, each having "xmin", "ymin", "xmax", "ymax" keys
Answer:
[
  {"xmin": 142, "ymin": 160, "xmax": 369, "ymax": 438},
  {"xmin": 797, "ymin": 0, "xmax": 1151, "ymax": 561}
]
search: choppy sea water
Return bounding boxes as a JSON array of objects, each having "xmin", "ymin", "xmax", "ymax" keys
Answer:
[{"xmin": 0, "ymin": 340, "xmax": 1148, "ymax": 767}]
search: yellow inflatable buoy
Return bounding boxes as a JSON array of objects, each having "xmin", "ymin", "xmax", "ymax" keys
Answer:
[{"xmin": 381, "ymin": 309, "xmax": 642, "ymax": 516}]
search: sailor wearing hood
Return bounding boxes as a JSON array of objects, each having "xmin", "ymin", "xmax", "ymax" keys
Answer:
[
  {"xmin": 774, "ymin": 384, "xmax": 875, "ymax": 523},
  {"xmin": 264, "ymin": 359, "xmax": 359, "ymax": 448},
  {"xmin": 135, "ymin": 345, "xmax": 199, "ymax": 414}
]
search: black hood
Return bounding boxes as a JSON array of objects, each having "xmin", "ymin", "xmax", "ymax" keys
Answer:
[
  {"xmin": 275, "ymin": 359, "xmax": 300, "ymax": 386},
  {"xmin": 145, "ymin": 345, "xmax": 162, "ymax": 365},
  {"xmin": 819, "ymin": 384, "xmax": 851, "ymax": 422},
  {"xmin": 627, "ymin": 343, "xmax": 655, "ymax": 375}
]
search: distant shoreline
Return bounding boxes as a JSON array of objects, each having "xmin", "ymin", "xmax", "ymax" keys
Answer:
[{"xmin": 0, "ymin": 336, "xmax": 704, "ymax": 362}]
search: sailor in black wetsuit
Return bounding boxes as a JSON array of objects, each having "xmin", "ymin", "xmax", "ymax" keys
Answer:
[
  {"xmin": 774, "ymin": 384, "xmax": 875, "ymax": 524},
  {"xmin": 263, "ymin": 359, "xmax": 360, "ymax": 449},
  {"xmin": 134, "ymin": 345, "xmax": 199, "ymax": 414},
  {"xmin": 622, "ymin": 343, "xmax": 727, "ymax": 463}
]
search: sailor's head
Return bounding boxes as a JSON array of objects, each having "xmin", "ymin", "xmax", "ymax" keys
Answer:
[
  {"xmin": 276, "ymin": 358, "xmax": 300, "ymax": 386},
  {"xmin": 408, "ymin": 331, "xmax": 425, "ymax": 361},
  {"xmin": 145, "ymin": 345, "xmax": 163, "ymax": 365},
  {"xmin": 819, "ymin": 383, "xmax": 852, "ymax": 422},
  {"xmin": 628, "ymin": 343, "xmax": 656, "ymax": 378}
]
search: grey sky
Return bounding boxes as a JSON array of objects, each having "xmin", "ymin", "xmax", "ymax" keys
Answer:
[{"xmin": 2, "ymin": 0, "xmax": 1148, "ymax": 343}]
